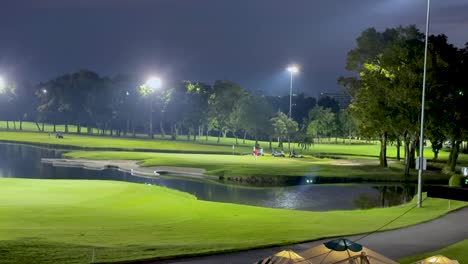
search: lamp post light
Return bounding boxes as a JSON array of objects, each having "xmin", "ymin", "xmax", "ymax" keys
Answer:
[
  {"xmin": 417, "ymin": 0, "xmax": 431, "ymax": 208},
  {"xmin": 144, "ymin": 77, "xmax": 162, "ymax": 139},
  {"xmin": 0, "ymin": 76, "xmax": 5, "ymax": 92},
  {"xmin": 286, "ymin": 65, "xmax": 299, "ymax": 119}
]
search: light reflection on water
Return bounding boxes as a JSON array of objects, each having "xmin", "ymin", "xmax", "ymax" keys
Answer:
[{"xmin": 0, "ymin": 143, "xmax": 415, "ymax": 211}]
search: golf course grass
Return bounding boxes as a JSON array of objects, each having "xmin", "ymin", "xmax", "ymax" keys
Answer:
[
  {"xmin": 399, "ymin": 239, "xmax": 468, "ymax": 264},
  {"xmin": 64, "ymin": 150, "xmax": 451, "ymax": 183},
  {"xmin": 0, "ymin": 178, "xmax": 466, "ymax": 263},
  {"xmin": 1, "ymin": 130, "xmax": 467, "ymax": 165},
  {"xmin": 0, "ymin": 131, "xmax": 253, "ymax": 154}
]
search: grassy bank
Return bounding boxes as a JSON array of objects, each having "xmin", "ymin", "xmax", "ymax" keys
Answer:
[
  {"xmin": 0, "ymin": 178, "xmax": 466, "ymax": 263},
  {"xmin": 400, "ymin": 239, "xmax": 468, "ymax": 264},
  {"xmin": 64, "ymin": 151, "xmax": 451, "ymax": 183},
  {"xmin": 1, "ymin": 130, "xmax": 467, "ymax": 164},
  {"xmin": 0, "ymin": 131, "xmax": 252, "ymax": 154}
]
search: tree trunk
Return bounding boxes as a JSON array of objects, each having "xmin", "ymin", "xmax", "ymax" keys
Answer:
[
  {"xmin": 53, "ymin": 124, "xmax": 56, "ymax": 132},
  {"xmin": 41, "ymin": 123, "xmax": 45, "ymax": 132},
  {"xmin": 125, "ymin": 119, "xmax": 130, "ymax": 136},
  {"xmin": 396, "ymin": 139, "xmax": 401, "ymax": 161},
  {"xmin": 65, "ymin": 124, "xmax": 69, "ymax": 133},
  {"xmin": 233, "ymin": 131, "xmax": 238, "ymax": 145},
  {"xmin": 379, "ymin": 131, "xmax": 388, "ymax": 167},
  {"xmin": 13, "ymin": 121, "xmax": 17, "ymax": 130},
  {"xmin": 243, "ymin": 131, "xmax": 247, "ymax": 144},
  {"xmin": 19, "ymin": 120, "xmax": 23, "ymax": 130},
  {"xmin": 450, "ymin": 141, "xmax": 461, "ymax": 171},
  {"xmin": 217, "ymin": 130, "xmax": 221, "ymax": 143},
  {"xmin": 160, "ymin": 120, "xmax": 165, "ymax": 138},
  {"xmin": 6, "ymin": 120, "xmax": 9, "ymax": 130},
  {"xmin": 404, "ymin": 137, "xmax": 411, "ymax": 176},
  {"xmin": 269, "ymin": 137, "xmax": 272, "ymax": 151}
]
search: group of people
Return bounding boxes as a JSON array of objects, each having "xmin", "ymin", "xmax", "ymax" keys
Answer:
[{"xmin": 252, "ymin": 146, "xmax": 264, "ymax": 160}]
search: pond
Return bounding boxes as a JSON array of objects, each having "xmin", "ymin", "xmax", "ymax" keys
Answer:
[{"xmin": 0, "ymin": 142, "xmax": 416, "ymax": 211}]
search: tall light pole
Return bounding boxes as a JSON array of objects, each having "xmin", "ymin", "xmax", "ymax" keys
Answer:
[
  {"xmin": 286, "ymin": 65, "xmax": 299, "ymax": 119},
  {"xmin": 144, "ymin": 77, "xmax": 162, "ymax": 139},
  {"xmin": 417, "ymin": 0, "xmax": 431, "ymax": 208}
]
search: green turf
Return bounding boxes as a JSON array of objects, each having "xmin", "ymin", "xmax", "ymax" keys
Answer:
[
  {"xmin": 0, "ymin": 178, "xmax": 466, "ymax": 263},
  {"xmin": 0, "ymin": 131, "xmax": 252, "ymax": 154},
  {"xmin": 64, "ymin": 151, "xmax": 450, "ymax": 183},
  {"xmin": 1, "ymin": 129, "xmax": 467, "ymax": 164},
  {"xmin": 399, "ymin": 239, "xmax": 468, "ymax": 264}
]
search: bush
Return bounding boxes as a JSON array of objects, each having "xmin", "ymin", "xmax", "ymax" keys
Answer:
[{"xmin": 448, "ymin": 175, "xmax": 463, "ymax": 187}]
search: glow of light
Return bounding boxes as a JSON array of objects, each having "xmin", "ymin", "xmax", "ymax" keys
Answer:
[
  {"xmin": 287, "ymin": 65, "xmax": 299, "ymax": 74},
  {"xmin": 0, "ymin": 76, "xmax": 5, "ymax": 91},
  {"xmin": 42, "ymin": 89, "xmax": 47, "ymax": 94},
  {"xmin": 145, "ymin": 77, "xmax": 162, "ymax": 91}
]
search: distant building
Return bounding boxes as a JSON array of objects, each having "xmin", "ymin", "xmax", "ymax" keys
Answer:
[{"xmin": 319, "ymin": 92, "xmax": 351, "ymax": 109}]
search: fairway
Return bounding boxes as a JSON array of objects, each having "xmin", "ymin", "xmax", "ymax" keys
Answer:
[{"xmin": 0, "ymin": 178, "xmax": 466, "ymax": 263}]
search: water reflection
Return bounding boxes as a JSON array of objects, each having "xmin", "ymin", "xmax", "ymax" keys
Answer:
[{"xmin": 0, "ymin": 143, "xmax": 415, "ymax": 211}]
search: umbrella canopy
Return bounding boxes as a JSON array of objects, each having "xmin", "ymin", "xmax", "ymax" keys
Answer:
[
  {"xmin": 413, "ymin": 255, "xmax": 460, "ymax": 264},
  {"xmin": 300, "ymin": 238, "xmax": 398, "ymax": 264},
  {"xmin": 255, "ymin": 250, "xmax": 313, "ymax": 264},
  {"xmin": 324, "ymin": 238, "xmax": 363, "ymax": 252}
]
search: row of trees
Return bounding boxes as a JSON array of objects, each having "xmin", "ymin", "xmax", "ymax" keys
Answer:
[
  {"xmin": 1, "ymin": 25, "xmax": 466, "ymax": 174},
  {"xmin": 0, "ymin": 71, "xmax": 356, "ymax": 149},
  {"xmin": 340, "ymin": 25, "xmax": 468, "ymax": 173}
]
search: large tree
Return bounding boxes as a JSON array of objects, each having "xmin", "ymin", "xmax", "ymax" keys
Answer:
[
  {"xmin": 208, "ymin": 80, "xmax": 246, "ymax": 143},
  {"xmin": 341, "ymin": 26, "xmax": 425, "ymax": 170}
]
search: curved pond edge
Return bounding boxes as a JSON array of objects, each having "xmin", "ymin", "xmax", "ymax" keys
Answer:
[
  {"xmin": 41, "ymin": 158, "xmax": 218, "ymax": 181},
  {"xmin": 2, "ymin": 141, "xmax": 448, "ymax": 187}
]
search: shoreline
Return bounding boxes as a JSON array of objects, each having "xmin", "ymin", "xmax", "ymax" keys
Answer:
[{"xmin": 41, "ymin": 158, "xmax": 215, "ymax": 180}]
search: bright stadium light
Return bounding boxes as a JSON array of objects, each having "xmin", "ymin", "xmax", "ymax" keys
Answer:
[
  {"xmin": 143, "ymin": 76, "xmax": 162, "ymax": 139},
  {"xmin": 0, "ymin": 76, "xmax": 5, "ymax": 91},
  {"xmin": 145, "ymin": 76, "xmax": 162, "ymax": 92},
  {"xmin": 286, "ymin": 65, "xmax": 300, "ymax": 119}
]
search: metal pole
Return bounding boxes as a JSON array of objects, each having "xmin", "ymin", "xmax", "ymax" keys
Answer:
[
  {"xmin": 289, "ymin": 72, "xmax": 293, "ymax": 119},
  {"xmin": 150, "ymin": 96, "xmax": 153, "ymax": 139},
  {"xmin": 417, "ymin": 0, "xmax": 431, "ymax": 208}
]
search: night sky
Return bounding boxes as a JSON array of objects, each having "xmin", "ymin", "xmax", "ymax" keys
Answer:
[{"xmin": 1, "ymin": 0, "xmax": 467, "ymax": 96}]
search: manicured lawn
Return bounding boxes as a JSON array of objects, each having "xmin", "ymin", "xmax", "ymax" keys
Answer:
[
  {"xmin": 0, "ymin": 178, "xmax": 466, "ymax": 263},
  {"xmin": 64, "ymin": 151, "xmax": 451, "ymax": 183},
  {"xmin": 399, "ymin": 239, "xmax": 468, "ymax": 264},
  {"xmin": 0, "ymin": 131, "xmax": 252, "ymax": 154},
  {"xmin": 2, "ymin": 129, "xmax": 467, "ymax": 164}
]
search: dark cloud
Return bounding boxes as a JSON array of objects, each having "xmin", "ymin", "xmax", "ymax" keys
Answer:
[{"xmin": 0, "ymin": 0, "xmax": 467, "ymax": 96}]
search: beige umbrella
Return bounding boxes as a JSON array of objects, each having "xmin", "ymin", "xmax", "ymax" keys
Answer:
[
  {"xmin": 412, "ymin": 255, "xmax": 460, "ymax": 264},
  {"xmin": 300, "ymin": 238, "xmax": 398, "ymax": 264},
  {"xmin": 255, "ymin": 249, "xmax": 313, "ymax": 264}
]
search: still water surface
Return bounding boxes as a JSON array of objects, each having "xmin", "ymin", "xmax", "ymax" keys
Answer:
[{"xmin": 0, "ymin": 143, "xmax": 415, "ymax": 211}]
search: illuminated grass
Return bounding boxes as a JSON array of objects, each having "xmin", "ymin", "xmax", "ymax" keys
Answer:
[
  {"xmin": 0, "ymin": 178, "xmax": 466, "ymax": 263},
  {"xmin": 0, "ymin": 131, "xmax": 252, "ymax": 154},
  {"xmin": 64, "ymin": 151, "xmax": 450, "ymax": 182},
  {"xmin": 399, "ymin": 239, "xmax": 468, "ymax": 264},
  {"xmin": 1, "ymin": 130, "xmax": 466, "ymax": 166}
]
